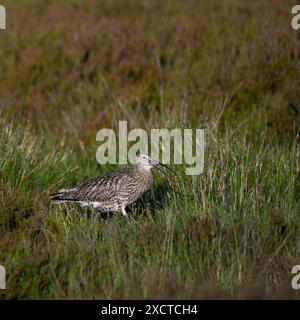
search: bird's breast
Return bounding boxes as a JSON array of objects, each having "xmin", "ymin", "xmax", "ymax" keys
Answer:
[{"xmin": 117, "ymin": 169, "xmax": 153, "ymax": 204}]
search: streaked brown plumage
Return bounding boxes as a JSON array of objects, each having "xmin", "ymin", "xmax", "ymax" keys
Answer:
[{"xmin": 50, "ymin": 154, "xmax": 175, "ymax": 216}]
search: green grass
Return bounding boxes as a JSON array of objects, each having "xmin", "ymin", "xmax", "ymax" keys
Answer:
[
  {"xmin": 0, "ymin": 0, "xmax": 300, "ymax": 299},
  {"xmin": 0, "ymin": 115, "xmax": 300, "ymax": 299}
]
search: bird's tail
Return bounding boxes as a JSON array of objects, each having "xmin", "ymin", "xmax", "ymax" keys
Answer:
[{"xmin": 50, "ymin": 188, "xmax": 77, "ymax": 203}]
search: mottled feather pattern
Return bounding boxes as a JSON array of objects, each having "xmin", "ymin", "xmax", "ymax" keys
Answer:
[{"xmin": 51, "ymin": 164, "xmax": 154, "ymax": 215}]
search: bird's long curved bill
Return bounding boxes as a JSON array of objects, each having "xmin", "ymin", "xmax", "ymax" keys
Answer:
[{"xmin": 154, "ymin": 162, "xmax": 177, "ymax": 177}]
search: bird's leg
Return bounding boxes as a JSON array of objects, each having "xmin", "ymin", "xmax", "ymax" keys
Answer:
[{"xmin": 121, "ymin": 206, "xmax": 128, "ymax": 218}]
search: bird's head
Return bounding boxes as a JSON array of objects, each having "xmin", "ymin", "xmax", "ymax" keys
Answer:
[{"xmin": 134, "ymin": 153, "xmax": 176, "ymax": 176}]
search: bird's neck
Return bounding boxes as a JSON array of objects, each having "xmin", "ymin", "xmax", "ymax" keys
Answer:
[
  {"xmin": 134, "ymin": 165, "xmax": 153, "ymax": 190},
  {"xmin": 135, "ymin": 164, "xmax": 152, "ymax": 173},
  {"xmin": 134, "ymin": 165, "xmax": 153, "ymax": 180}
]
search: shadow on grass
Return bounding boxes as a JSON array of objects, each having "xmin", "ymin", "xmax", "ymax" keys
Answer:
[{"xmin": 128, "ymin": 179, "xmax": 172, "ymax": 217}]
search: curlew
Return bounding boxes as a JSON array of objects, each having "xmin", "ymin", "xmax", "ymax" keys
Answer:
[{"xmin": 50, "ymin": 154, "xmax": 175, "ymax": 217}]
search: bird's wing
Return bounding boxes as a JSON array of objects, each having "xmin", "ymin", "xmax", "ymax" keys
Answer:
[{"xmin": 53, "ymin": 167, "xmax": 132, "ymax": 202}]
